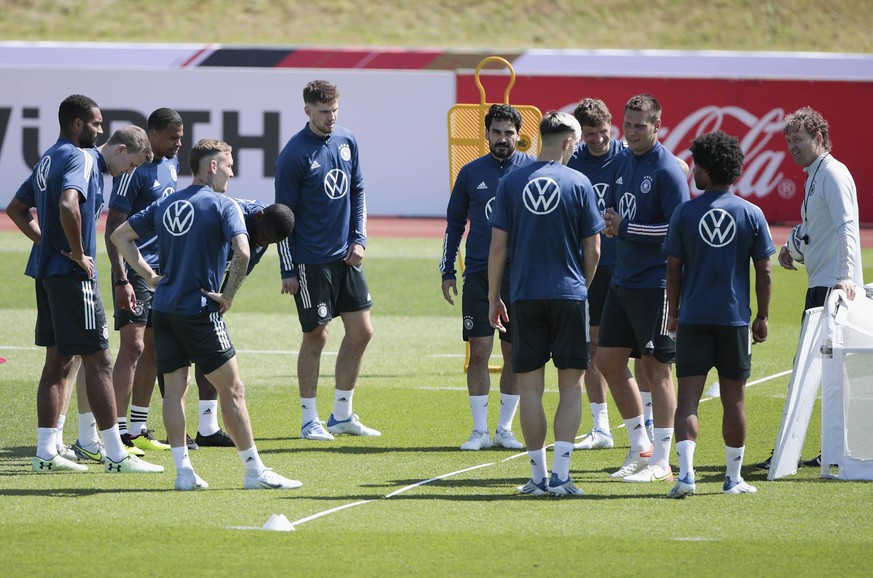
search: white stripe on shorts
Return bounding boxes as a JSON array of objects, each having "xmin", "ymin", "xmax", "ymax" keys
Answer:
[
  {"xmin": 298, "ymin": 264, "xmax": 311, "ymax": 309},
  {"xmin": 659, "ymin": 290, "xmax": 669, "ymax": 336},
  {"xmin": 210, "ymin": 312, "xmax": 231, "ymax": 350},
  {"xmin": 81, "ymin": 280, "xmax": 96, "ymax": 330}
]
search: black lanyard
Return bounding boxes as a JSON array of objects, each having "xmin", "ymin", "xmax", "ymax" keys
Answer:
[{"xmin": 801, "ymin": 153, "xmax": 829, "ymax": 243}]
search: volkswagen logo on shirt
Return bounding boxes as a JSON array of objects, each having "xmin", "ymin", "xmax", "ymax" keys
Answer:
[
  {"xmin": 36, "ymin": 155, "xmax": 51, "ymax": 192},
  {"xmin": 593, "ymin": 182, "xmax": 609, "ymax": 213},
  {"xmin": 523, "ymin": 177, "xmax": 561, "ymax": 215},
  {"xmin": 619, "ymin": 192, "xmax": 637, "ymax": 221},
  {"xmin": 698, "ymin": 208, "xmax": 736, "ymax": 247},
  {"xmin": 163, "ymin": 200, "xmax": 195, "ymax": 236},
  {"xmin": 324, "ymin": 169, "xmax": 349, "ymax": 200},
  {"xmin": 485, "ymin": 197, "xmax": 495, "ymax": 221}
]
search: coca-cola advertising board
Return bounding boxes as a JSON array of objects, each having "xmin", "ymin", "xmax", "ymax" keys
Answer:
[{"xmin": 459, "ymin": 75, "xmax": 872, "ymax": 223}]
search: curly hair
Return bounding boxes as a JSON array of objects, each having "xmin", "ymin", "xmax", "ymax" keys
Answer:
[
  {"xmin": 484, "ymin": 104, "xmax": 522, "ymax": 132},
  {"xmin": 690, "ymin": 130, "xmax": 744, "ymax": 186},
  {"xmin": 573, "ymin": 98, "xmax": 612, "ymax": 128},
  {"xmin": 783, "ymin": 106, "xmax": 831, "ymax": 152}
]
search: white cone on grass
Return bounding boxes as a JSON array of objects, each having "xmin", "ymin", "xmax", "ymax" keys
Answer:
[{"xmin": 262, "ymin": 514, "xmax": 295, "ymax": 532}]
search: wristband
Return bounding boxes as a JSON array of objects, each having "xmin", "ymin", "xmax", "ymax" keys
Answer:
[
  {"xmin": 114, "ymin": 279, "xmax": 130, "ymax": 287},
  {"xmin": 755, "ymin": 314, "xmax": 768, "ymax": 321}
]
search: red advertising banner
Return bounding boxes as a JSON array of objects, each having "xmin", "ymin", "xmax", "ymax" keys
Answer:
[{"xmin": 459, "ymin": 75, "xmax": 872, "ymax": 223}]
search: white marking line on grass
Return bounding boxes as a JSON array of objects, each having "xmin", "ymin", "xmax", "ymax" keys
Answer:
[
  {"xmin": 385, "ymin": 462, "xmax": 496, "ymax": 498},
  {"xmin": 0, "ymin": 345, "xmax": 39, "ymax": 351},
  {"xmin": 674, "ymin": 537, "xmax": 720, "ymax": 542},
  {"xmin": 288, "ymin": 500, "xmax": 375, "ymax": 527},
  {"xmin": 236, "ymin": 349, "xmax": 338, "ymax": 356},
  {"xmin": 285, "ymin": 463, "xmax": 498, "ymax": 530},
  {"xmin": 610, "ymin": 368, "xmax": 792, "ymax": 431}
]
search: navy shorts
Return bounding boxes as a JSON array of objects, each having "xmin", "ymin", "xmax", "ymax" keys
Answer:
[
  {"xmin": 461, "ymin": 269, "xmax": 511, "ymax": 342},
  {"xmin": 35, "ymin": 275, "xmax": 109, "ymax": 356},
  {"xmin": 598, "ymin": 283, "xmax": 675, "ymax": 363},
  {"xmin": 675, "ymin": 324, "xmax": 751, "ymax": 381},
  {"xmin": 510, "ymin": 299, "xmax": 589, "ymax": 373},
  {"xmin": 294, "ymin": 259, "xmax": 372, "ymax": 333},
  {"xmin": 587, "ymin": 264, "xmax": 614, "ymax": 327},
  {"xmin": 152, "ymin": 310, "xmax": 235, "ymax": 375},
  {"xmin": 113, "ymin": 266, "xmax": 154, "ymax": 330}
]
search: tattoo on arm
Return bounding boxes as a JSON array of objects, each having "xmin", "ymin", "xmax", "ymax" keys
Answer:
[{"xmin": 222, "ymin": 235, "xmax": 250, "ymax": 301}]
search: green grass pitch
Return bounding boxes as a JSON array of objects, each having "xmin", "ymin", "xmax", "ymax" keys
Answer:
[{"xmin": 1, "ymin": 229, "xmax": 872, "ymax": 577}]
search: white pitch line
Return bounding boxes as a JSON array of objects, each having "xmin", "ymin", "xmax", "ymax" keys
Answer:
[
  {"xmin": 289, "ymin": 500, "xmax": 375, "ymax": 527},
  {"xmin": 386, "ymin": 462, "xmax": 496, "ymax": 498},
  {"xmin": 609, "ymin": 368, "xmax": 791, "ymax": 430}
]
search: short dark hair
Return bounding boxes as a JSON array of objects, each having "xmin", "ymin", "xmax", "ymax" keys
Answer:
[
  {"xmin": 484, "ymin": 104, "xmax": 522, "ymax": 132},
  {"xmin": 573, "ymin": 98, "xmax": 612, "ymax": 128},
  {"xmin": 690, "ymin": 130, "xmax": 744, "ymax": 186},
  {"xmin": 783, "ymin": 106, "xmax": 832, "ymax": 152},
  {"xmin": 148, "ymin": 108, "xmax": 183, "ymax": 132},
  {"xmin": 303, "ymin": 80, "xmax": 339, "ymax": 105},
  {"xmin": 258, "ymin": 203, "xmax": 296, "ymax": 243},
  {"xmin": 58, "ymin": 94, "xmax": 98, "ymax": 130},
  {"xmin": 189, "ymin": 139, "xmax": 232, "ymax": 174},
  {"xmin": 625, "ymin": 93, "xmax": 661, "ymax": 124}
]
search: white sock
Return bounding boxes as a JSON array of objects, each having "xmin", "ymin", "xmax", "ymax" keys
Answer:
[
  {"xmin": 552, "ymin": 441, "xmax": 574, "ymax": 480},
  {"xmin": 239, "ymin": 446, "xmax": 265, "ymax": 473},
  {"xmin": 198, "ymin": 400, "xmax": 220, "ymax": 436},
  {"xmin": 55, "ymin": 414, "xmax": 67, "ymax": 450},
  {"xmin": 726, "ymin": 445, "xmax": 745, "ymax": 481},
  {"xmin": 469, "ymin": 395, "xmax": 489, "ymax": 432},
  {"xmin": 171, "ymin": 446, "xmax": 193, "ymax": 473},
  {"xmin": 332, "ymin": 389, "xmax": 354, "ymax": 421},
  {"xmin": 36, "ymin": 427, "xmax": 57, "ymax": 460},
  {"xmin": 641, "ymin": 392, "xmax": 653, "ymax": 423},
  {"xmin": 117, "ymin": 416, "xmax": 128, "ymax": 435},
  {"xmin": 78, "ymin": 412, "xmax": 100, "ymax": 447},
  {"xmin": 129, "ymin": 404, "xmax": 150, "ymax": 436},
  {"xmin": 300, "ymin": 397, "xmax": 319, "ymax": 425},
  {"xmin": 528, "ymin": 447, "xmax": 548, "ymax": 483},
  {"xmin": 100, "ymin": 425, "xmax": 128, "ymax": 463},
  {"xmin": 591, "ymin": 402, "xmax": 610, "ymax": 433},
  {"xmin": 625, "ymin": 415, "xmax": 649, "ymax": 452},
  {"xmin": 651, "ymin": 427, "xmax": 674, "ymax": 469},
  {"xmin": 497, "ymin": 393, "xmax": 519, "ymax": 432},
  {"xmin": 676, "ymin": 440, "xmax": 696, "ymax": 481}
]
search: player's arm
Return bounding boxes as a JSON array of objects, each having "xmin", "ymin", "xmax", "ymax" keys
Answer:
[
  {"xmin": 105, "ymin": 208, "xmax": 136, "ymax": 312},
  {"xmin": 487, "ymin": 228, "xmax": 509, "ymax": 333},
  {"xmin": 58, "ymin": 188, "xmax": 94, "ymax": 278},
  {"xmin": 440, "ymin": 170, "xmax": 471, "ymax": 305},
  {"xmin": 581, "ymin": 232, "xmax": 600, "ymax": 289},
  {"xmin": 110, "ymin": 221, "xmax": 160, "ymax": 289},
  {"xmin": 275, "ymin": 154, "xmax": 301, "ymax": 294},
  {"xmin": 665, "ymin": 255, "xmax": 683, "ymax": 336},
  {"xmin": 751, "ymin": 257, "xmax": 771, "ymax": 343},
  {"xmin": 6, "ymin": 196, "xmax": 41, "ymax": 245},
  {"xmin": 204, "ymin": 233, "xmax": 250, "ymax": 314},
  {"xmin": 826, "ymin": 173, "xmax": 859, "ymax": 300},
  {"xmin": 347, "ymin": 144, "xmax": 367, "ymax": 260}
]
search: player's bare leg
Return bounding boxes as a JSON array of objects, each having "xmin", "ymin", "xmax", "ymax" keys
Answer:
[{"xmin": 326, "ymin": 310, "xmax": 379, "ymax": 436}]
